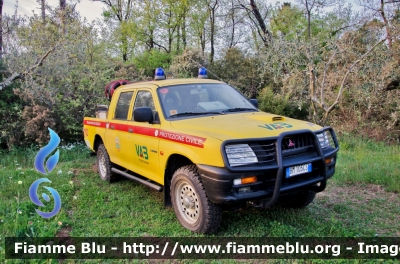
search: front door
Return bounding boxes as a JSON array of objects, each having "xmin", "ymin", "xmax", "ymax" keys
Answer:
[{"xmin": 126, "ymin": 89, "xmax": 162, "ymax": 184}]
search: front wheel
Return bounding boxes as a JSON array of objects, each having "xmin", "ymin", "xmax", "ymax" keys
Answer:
[{"xmin": 170, "ymin": 165, "xmax": 222, "ymax": 234}]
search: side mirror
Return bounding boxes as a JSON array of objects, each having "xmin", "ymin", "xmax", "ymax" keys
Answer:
[
  {"xmin": 250, "ymin": 99, "xmax": 258, "ymax": 108},
  {"xmin": 133, "ymin": 107, "xmax": 153, "ymax": 123}
]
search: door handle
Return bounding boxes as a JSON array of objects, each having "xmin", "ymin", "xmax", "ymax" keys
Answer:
[
  {"xmin": 110, "ymin": 125, "xmax": 114, "ymax": 130},
  {"xmin": 128, "ymin": 128, "xmax": 133, "ymax": 133}
]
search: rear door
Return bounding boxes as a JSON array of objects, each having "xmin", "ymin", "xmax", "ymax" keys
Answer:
[{"xmin": 105, "ymin": 91, "xmax": 134, "ymax": 167}]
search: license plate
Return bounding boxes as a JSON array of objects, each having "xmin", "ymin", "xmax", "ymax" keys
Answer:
[{"xmin": 286, "ymin": 163, "xmax": 312, "ymax": 178}]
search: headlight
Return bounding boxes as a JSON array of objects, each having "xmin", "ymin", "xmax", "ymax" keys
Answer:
[
  {"xmin": 317, "ymin": 132, "xmax": 330, "ymax": 149},
  {"xmin": 225, "ymin": 144, "xmax": 258, "ymax": 166}
]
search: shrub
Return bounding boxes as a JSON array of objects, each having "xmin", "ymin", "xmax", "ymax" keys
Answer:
[
  {"xmin": 169, "ymin": 48, "xmax": 206, "ymax": 78},
  {"xmin": 258, "ymin": 87, "xmax": 309, "ymax": 120},
  {"xmin": 133, "ymin": 50, "xmax": 172, "ymax": 77}
]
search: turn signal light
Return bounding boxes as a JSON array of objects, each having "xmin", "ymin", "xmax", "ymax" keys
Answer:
[
  {"xmin": 233, "ymin": 176, "xmax": 257, "ymax": 185},
  {"xmin": 325, "ymin": 157, "xmax": 335, "ymax": 164}
]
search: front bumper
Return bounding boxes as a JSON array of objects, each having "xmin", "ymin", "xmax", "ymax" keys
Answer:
[{"xmin": 196, "ymin": 127, "xmax": 339, "ymax": 207}]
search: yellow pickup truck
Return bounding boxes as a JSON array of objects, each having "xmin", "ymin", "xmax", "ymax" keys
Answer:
[{"xmin": 83, "ymin": 68, "xmax": 339, "ymax": 234}]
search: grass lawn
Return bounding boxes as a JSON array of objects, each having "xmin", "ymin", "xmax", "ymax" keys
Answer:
[{"xmin": 0, "ymin": 135, "xmax": 399, "ymax": 263}]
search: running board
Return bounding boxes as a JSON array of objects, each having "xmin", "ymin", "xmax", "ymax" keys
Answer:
[{"xmin": 111, "ymin": 168, "xmax": 163, "ymax": 192}]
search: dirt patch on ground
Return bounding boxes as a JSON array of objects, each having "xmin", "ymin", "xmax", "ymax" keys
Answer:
[
  {"xmin": 71, "ymin": 167, "xmax": 96, "ymax": 176},
  {"xmin": 91, "ymin": 163, "xmax": 98, "ymax": 173},
  {"xmin": 318, "ymin": 183, "xmax": 399, "ymax": 205},
  {"xmin": 68, "ymin": 166, "xmax": 97, "ymax": 187},
  {"xmin": 317, "ymin": 183, "xmax": 400, "ymax": 236},
  {"xmin": 56, "ymin": 227, "xmax": 72, "ymax": 238}
]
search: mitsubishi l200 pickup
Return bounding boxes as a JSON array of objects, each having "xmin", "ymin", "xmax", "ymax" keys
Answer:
[{"xmin": 83, "ymin": 68, "xmax": 339, "ymax": 234}]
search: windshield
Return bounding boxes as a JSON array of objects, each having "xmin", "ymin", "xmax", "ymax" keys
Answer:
[{"xmin": 157, "ymin": 83, "xmax": 257, "ymax": 119}]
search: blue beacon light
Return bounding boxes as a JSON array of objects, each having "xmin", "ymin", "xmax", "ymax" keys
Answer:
[
  {"xmin": 154, "ymin": 68, "xmax": 166, "ymax": 80},
  {"xmin": 198, "ymin": 67, "xmax": 208, "ymax": 79}
]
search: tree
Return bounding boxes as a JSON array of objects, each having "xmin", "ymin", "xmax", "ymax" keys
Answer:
[
  {"xmin": 260, "ymin": 3, "xmax": 388, "ymax": 124},
  {"xmin": 38, "ymin": 0, "xmax": 46, "ymax": 23},
  {"xmin": 207, "ymin": 0, "xmax": 219, "ymax": 63},
  {"xmin": 295, "ymin": 0, "xmax": 340, "ymax": 39},
  {"xmin": 226, "ymin": 0, "xmax": 237, "ymax": 48},
  {"xmin": 0, "ymin": 8, "xmax": 130, "ymax": 146},
  {"xmin": 189, "ymin": 1, "xmax": 209, "ymax": 56},
  {"xmin": 263, "ymin": 36, "xmax": 386, "ymax": 124},
  {"xmin": 0, "ymin": 0, "xmax": 3, "ymax": 59},
  {"xmin": 237, "ymin": 0, "xmax": 272, "ymax": 48},
  {"xmin": 178, "ymin": 0, "xmax": 190, "ymax": 51},
  {"xmin": 355, "ymin": 0, "xmax": 400, "ymax": 93},
  {"xmin": 60, "ymin": 0, "xmax": 66, "ymax": 33},
  {"xmin": 356, "ymin": 0, "xmax": 400, "ymax": 50},
  {"xmin": 0, "ymin": 46, "xmax": 56, "ymax": 91},
  {"xmin": 270, "ymin": 3, "xmax": 306, "ymax": 40},
  {"xmin": 211, "ymin": 47, "xmax": 263, "ymax": 96},
  {"xmin": 95, "ymin": 0, "xmax": 135, "ymax": 61}
]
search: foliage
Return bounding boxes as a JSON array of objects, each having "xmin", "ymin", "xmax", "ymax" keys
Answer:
[
  {"xmin": 0, "ymin": 79, "xmax": 25, "ymax": 148},
  {"xmin": 258, "ymin": 2, "xmax": 399, "ymax": 134},
  {"xmin": 133, "ymin": 49, "xmax": 172, "ymax": 77},
  {"xmin": 0, "ymin": 9, "xmax": 116, "ymax": 147},
  {"xmin": 0, "ymin": 0, "xmax": 400, "ymax": 146},
  {"xmin": 169, "ymin": 48, "xmax": 207, "ymax": 78},
  {"xmin": 208, "ymin": 47, "xmax": 264, "ymax": 97},
  {"xmin": 270, "ymin": 3, "xmax": 307, "ymax": 40},
  {"xmin": 258, "ymin": 86, "xmax": 309, "ymax": 120}
]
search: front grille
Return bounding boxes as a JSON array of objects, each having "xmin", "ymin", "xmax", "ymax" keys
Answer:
[
  {"xmin": 223, "ymin": 131, "xmax": 330, "ymax": 169},
  {"xmin": 250, "ymin": 141, "xmax": 276, "ymax": 164},
  {"xmin": 281, "ymin": 134, "xmax": 315, "ymax": 157}
]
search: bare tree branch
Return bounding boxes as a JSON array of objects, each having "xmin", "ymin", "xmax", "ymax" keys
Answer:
[
  {"xmin": 380, "ymin": 0, "xmax": 392, "ymax": 49},
  {"xmin": 0, "ymin": 70, "xmax": 11, "ymax": 75},
  {"xmin": 330, "ymin": 22, "xmax": 363, "ymax": 36},
  {"xmin": 324, "ymin": 39, "xmax": 385, "ymax": 119},
  {"xmin": 321, "ymin": 50, "xmax": 339, "ymax": 108},
  {"xmin": 0, "ymin": 45, "xmax": 56, "ymax": 91}
]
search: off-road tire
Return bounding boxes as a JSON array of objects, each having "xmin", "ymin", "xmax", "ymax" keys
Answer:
[
  {"xmin": 170, "ymin": 165, "xmax": 222, "ymax": 234},
  {"xmin": 97, "ymin": 144, "xmax": 117, "ymax": 182},
  {"xmin": 278, "ymin": 189, "xmax": 316, "ymax": 209}
]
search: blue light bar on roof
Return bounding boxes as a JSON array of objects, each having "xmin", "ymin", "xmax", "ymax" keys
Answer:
[
  {"xmin": 198, "ymin": 67, "xmax": 208, "ymax": 79},
  {"xmin": 154, "ymin": 68, "xmax": 166, "ymax": 80}
]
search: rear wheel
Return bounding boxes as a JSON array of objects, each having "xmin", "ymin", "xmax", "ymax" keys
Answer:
[
  {"xmin": 278, "ymin": 189, "xmax": 316, "ymax": 209},
  {"xmin": 170, "ymin": 165, "xmax": 222, "ymax": 234},
  {"xmin": 97, "ymin": 144, "xmax": 117, "ymax": 182}
]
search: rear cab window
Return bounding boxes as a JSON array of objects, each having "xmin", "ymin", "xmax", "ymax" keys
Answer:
[{"xmin": 114, "ymin": 91, "xmax": 134, "ymax": 120}]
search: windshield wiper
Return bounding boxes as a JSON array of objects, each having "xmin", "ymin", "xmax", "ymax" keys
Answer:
[
  {"xmin": 223, "ymin": 108, "xmax": 257, "ymax": 112},
  {"xmin": 169, "ymin": 111, "xmax": 224, "ymax": 118}
]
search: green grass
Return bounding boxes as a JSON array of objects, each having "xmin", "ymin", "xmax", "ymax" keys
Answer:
[
  {"xmin": 333, "ymin": 133, "xmax": 400, "ymax": 192},
  {"xmin": 0, "ymin": 137, "xmax": 399, "ymax": 263}
]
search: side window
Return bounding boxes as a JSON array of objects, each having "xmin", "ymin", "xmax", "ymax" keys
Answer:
[
  {"xmin": 114, "ymin": 92, "xmax": 134, "ymax": 119},
  {"xmin": 133, "ymin": 90, "xmax": 158, "ymax": 122},
  {"xmin": 134, "ymin": 91, "xmax": 155, "ymax": 111}
]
